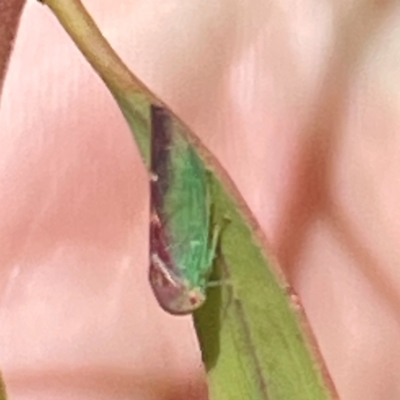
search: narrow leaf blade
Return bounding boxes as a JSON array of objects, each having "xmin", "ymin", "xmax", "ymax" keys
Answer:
[{"xmin": 41, "ymin": 2, "xmax": 339, "ymax": 398}]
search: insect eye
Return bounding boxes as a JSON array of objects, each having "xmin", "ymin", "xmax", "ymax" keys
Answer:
[{"xmin": 189, "ymin": 293, "xmax": 198, "ymax": 306}]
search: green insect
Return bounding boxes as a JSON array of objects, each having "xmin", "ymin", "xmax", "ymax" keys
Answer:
[{"xmin": 149, "ymin": 105, "xmax": 219, "ymax": 315}]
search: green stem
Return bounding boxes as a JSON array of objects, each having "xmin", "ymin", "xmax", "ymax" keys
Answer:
[
  {"xmin": 40, "ymin": 0, "xmax": 162, "ymax": 163},
  {"xmin": 40, "ymin": 0, "xmax": 158, "ymax": 103}
]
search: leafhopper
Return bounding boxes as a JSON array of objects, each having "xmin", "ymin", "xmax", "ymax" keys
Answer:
[{"xmin": 149, "ymin": 105, "xmax": 219, "ymax": 315}]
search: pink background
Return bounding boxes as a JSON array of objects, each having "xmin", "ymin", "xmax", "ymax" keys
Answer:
[{"xmin": 1, "ymin": 1, "xmax": 400, "ymax": 399}]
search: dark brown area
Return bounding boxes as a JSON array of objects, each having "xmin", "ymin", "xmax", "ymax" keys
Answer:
[
  {"xmin": 0, "ymin": 0, "xmax": 26, "ymax": 97},
  {"xmin": 150, "ymin": 104, "xmax": 174, "ymax": 214}
]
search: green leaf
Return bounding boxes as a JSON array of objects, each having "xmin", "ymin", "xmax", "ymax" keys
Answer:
[
  {"xmin": 194, "ymin": 177, "xmax": 333, "ymax": 399},
  {"xmin": 41, "ymin": 1, "xmax": 339, "ymax": 399},
  {"xmin": 0, "ymin": 376, "xmax": 6, "ymax": 400}
]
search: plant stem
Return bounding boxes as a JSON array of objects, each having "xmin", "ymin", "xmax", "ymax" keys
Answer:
[{"xmin": 40, "ymin": 0, "xmax": 158, "ymax": 103}]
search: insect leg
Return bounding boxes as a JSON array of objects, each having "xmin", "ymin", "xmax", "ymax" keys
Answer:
[{"xmin": 207, "ymin": 223, "xmax": 221, "ymax": 267}]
